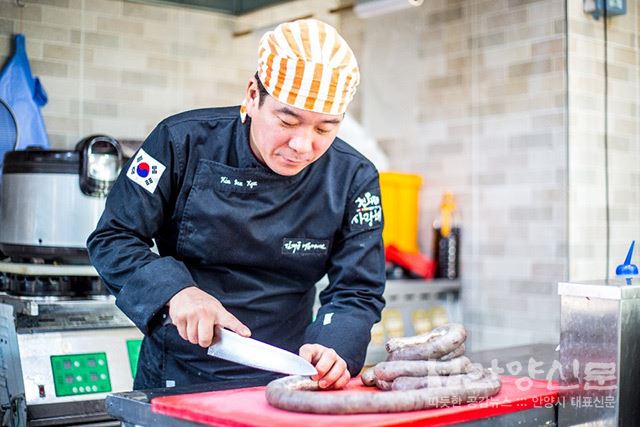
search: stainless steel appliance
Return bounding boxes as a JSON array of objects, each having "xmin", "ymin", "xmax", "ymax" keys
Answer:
[
  {"xmin": 558, "ymin": 279, "xmax": 640, "ymax": 426},
  {"xmin": 0, "ymin": 261, "xmax": 142, "ymax": 427},
  {"xmin": 0, "ymin": 136, "xmax": 142, "ymax": 426},
  {"xmin": 0, "ymin": 135, "xmax": 121, "ymax": 263}
]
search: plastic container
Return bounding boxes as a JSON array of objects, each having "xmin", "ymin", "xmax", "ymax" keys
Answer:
[
  {"xmin": 379, "ymin": 172, "xmax": 423, "ymax": 254},
  {"xmin": 385, "ymin": 244, "xmax": 435, "ymax": 279}
]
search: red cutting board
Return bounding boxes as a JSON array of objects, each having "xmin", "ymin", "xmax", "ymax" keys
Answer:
[{"xmin": 151, "ymin": 376, "xmax": 557, "ymax": 427}]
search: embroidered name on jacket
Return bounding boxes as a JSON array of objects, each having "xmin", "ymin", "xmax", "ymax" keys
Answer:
[
  {"xmin": 282, "ymin": 238, "xmax": 329, "ymax": 256},
  {"xmin": 351, "ymin": 191, "xmax": 382, "ymax": 228},
  {"xmin": 220, "ymin": 176, "xmax": 258, "ymax": 189},
  {"xmin": 127, "ymin": 148, "xmax": 166, "ymax": 194}
]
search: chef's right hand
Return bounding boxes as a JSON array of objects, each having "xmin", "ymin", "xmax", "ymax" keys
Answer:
[{"xmin": 167, "ymin": 286, "xmax": 251, "ymax": 347}]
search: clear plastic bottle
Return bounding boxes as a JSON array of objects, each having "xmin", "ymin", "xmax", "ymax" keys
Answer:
[
  {"xmin": 432, "ymin": 192, "xmax": 460, "ymax": 280},
  {"xmin": 382, "ymin": 308, "xmax": 405, "ymax": 338},
  {"xmin": 370, "ymin": 322, "xmax": 386, "ymax": 346},
  {"xmin": 429, "ymin": 305, "xmax": 449, "ymax": 328},
  {"xmin": 411, "ymin": 308, "xmax": 432, "ymax": 335}
]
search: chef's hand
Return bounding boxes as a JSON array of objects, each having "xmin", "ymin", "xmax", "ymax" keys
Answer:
[
  {"xmin": 168, "ymin": 286, "xmax": 251, "ymax": 347},
  {"xmin": 299, "ymin": 344, "xmax": 350, "ymax": 390}
]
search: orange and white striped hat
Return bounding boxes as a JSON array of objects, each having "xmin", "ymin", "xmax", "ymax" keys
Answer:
[{"xmin": 241, "ymin": 19, "xmax": 360, "ymax": 122}]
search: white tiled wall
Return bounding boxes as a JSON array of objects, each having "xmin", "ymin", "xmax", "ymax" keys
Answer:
[
  {"xmin": 340, "ymin": 0, "xmax": 567, "ymax": 350},
  {"xmin": 341, "ymin": 0, "xmax": 640, "ymax": 350},
  {"xmin": 568, "ymin": 0, "xmax": 640, "ymax": 280}
]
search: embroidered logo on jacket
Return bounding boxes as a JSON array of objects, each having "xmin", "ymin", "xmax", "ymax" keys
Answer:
[
  {"xmin": 282, "ymin": 238, "xmax": 329, "ymax": 256},
  {"xmin": 127, "ymin": 148, "xmax": 166, "ymax": 194},
  {"xmin": 351, "ymin": 192, "xmax": 382, "ymax": 228}
]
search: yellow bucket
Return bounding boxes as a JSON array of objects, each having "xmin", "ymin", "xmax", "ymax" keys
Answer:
[{"xmin": 379, "ymin": 172, "xmax": 423, "ymax": 254}]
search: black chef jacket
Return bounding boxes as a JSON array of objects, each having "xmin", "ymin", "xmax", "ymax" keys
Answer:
[{"xmin": 87, "ymin": 106, "xmax": 386, "ymax": 389}]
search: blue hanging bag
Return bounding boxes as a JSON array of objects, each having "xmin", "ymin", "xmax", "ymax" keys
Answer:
[{"xmin": 0, "ymin": 33, "xmax": 50, "ymax": 168}]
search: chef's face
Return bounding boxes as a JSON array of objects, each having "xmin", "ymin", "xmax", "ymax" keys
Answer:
[{"xmin": 244, "ymin": 77, "xmax": 343, "ymax": 176}]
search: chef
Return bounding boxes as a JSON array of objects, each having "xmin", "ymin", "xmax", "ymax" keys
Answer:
[{"xmin": 87, "ymin": 18, "xmax": 385, "ymax": 391}]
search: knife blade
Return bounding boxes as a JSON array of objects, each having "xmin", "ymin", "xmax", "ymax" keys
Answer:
[{"xmin": 207, "ymin": 328, "xmax": 317, "ymax": 376}]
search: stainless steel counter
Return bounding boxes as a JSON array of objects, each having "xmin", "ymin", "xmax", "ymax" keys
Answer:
[{"xmin": 107, "ymin": 343, "xmax": 558, "ymax": 427}]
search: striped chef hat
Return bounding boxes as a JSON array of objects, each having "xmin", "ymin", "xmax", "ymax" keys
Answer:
[{"xmin": 241, "ymin": 19, "xmax": 360, "ymax": 122}]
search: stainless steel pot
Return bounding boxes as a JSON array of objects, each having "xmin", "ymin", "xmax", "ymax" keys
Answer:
[{"xmin": 0, "ymin": 135, "xmax": 121, "ymax": 262}]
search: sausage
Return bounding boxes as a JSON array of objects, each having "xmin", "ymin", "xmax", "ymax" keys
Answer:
[
  {"xmin": 267, "ymin": 324, "xmax": 501, "ymax": 414},
  {"xmin": 374, "ymin": 356, "xmax": 472, "ymax": 381},
  {"xmin": 265, "ymin": 373, "xmax": 502, "ymax": 414},
  {"xmin": 438, "ymin": 343, "xmax": 465, "ymax": 361},
  {"xmin": 386, "ymin": 324, "xmax": 466, "ymax": 361},
  {"xmin": 360, "ymin": 367, "xmax": 377, "ymax": 386},
  {"xmin": 391, "ymin": 368, "xmax": 485, "ymax": 391},
  {"xmin": 375, "ymin": 379, "xmax": 393, "ymax": 391},
  {"xmin": 386, "ymin": 323, "xmax": 466, "ymax": 352},
  {"xmin": 365, "ymin": 357, "xmax": 470, "ymax": 388}
]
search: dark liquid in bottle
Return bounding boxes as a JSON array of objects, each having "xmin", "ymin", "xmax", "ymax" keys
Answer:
[{"xmin": 433, "ymin": 226, "xmax": 460, "ymax": 279}]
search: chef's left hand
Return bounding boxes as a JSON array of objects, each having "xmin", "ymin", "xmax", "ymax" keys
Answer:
[{"xmin": 299, "ymin": 344, "xmax": 350, "ymax": 390}]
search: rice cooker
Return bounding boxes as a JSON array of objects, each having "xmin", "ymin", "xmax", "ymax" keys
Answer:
[{"xmin": 0, "ymin": 135, "xmax": 122, "ymax": 263}]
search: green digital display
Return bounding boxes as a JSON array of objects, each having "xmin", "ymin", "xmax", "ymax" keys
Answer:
[
  {"xmin": 50, "ymin": 352, "xmax": 112, "ymax": 397},
  {"xmin": 126, "ymin": 339, "xmax": 143, "ymax": 378}
]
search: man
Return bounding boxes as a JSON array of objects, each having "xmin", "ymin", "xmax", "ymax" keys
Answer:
[{"xmin": 87, "ymin": 19, "xmax": 385, "ymax": 391}]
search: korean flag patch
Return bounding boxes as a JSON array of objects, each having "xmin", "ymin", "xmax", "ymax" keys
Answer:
[{"xmin": 127, "ymin": 148, "xmax": 166, "ymax": 194}]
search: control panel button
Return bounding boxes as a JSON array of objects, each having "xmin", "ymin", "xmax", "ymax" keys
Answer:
[{"xmin": 50, "ymin": 352, "xmax": 112, "ymax": 397}]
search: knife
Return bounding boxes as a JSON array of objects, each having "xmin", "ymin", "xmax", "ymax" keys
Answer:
[{"xmin": 207, "ymin": 328, "xmax": 318, "ymax": 376}]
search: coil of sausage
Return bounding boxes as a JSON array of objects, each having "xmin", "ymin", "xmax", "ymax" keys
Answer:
[{"xmin": 265, "ymin": 323, "xmax": 502, "ymax": 414}]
